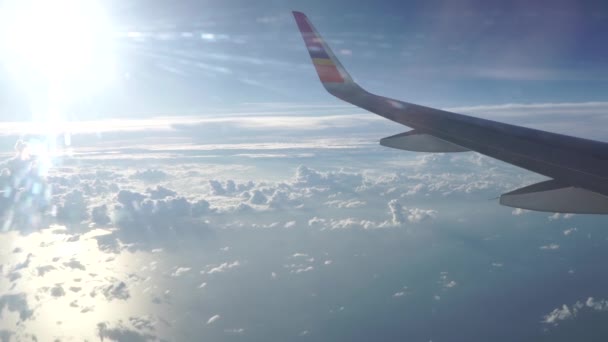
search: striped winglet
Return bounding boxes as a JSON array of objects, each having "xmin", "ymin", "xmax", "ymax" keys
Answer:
[{"xmin": 293, "ymin": 11, "xmax": 352, "ymax": 84}]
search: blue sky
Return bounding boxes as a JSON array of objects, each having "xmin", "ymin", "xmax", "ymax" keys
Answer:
[
  {"xmin": 1, "ymin": 0, "xmax": 608, "ymax": 119},
  {"xmin": 1, "ymin": 0, "xmax": 608, "ymax": 341}
]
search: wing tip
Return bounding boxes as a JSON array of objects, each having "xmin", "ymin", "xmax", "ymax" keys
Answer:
[
  {"xmin": 292, "ymin": 11, "xmax": 312, "ymax": 33},
  {"xmin": 292, "ymin": 10, "xmax": 357, "ymax": 87}
]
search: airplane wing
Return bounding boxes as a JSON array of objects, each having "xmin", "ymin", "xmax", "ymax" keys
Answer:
[{"xmin": 293, "ymin": 11, "xmax": 608, "ymax": 214}]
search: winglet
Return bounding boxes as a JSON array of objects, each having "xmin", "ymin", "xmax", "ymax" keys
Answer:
[{"xmin": 293, "ymin": 11, "xmax": 356, "ymax": 86}]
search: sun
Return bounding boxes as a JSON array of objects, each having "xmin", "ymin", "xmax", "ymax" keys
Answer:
[
  {"xmin": 0, "ymin": 0, "xmax": 117, "ymax": 118},
  {"xmin": 0, "ymin": 0, "xmax": 118, "ymax": 167}
]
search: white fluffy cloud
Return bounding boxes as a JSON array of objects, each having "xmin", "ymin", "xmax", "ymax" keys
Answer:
[
  {"xmin": 0, "ymin": 294, "xmax": 33, "ymax": 322},
  {"xmin": 0, "ymin": 99, "xmax": 588, "ymax": 341},
  {"xmin": 543, "ymin": 297, "xmax": 608, "ymax": 325}
]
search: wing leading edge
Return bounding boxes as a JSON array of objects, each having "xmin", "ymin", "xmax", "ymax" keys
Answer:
[{"xmin": 293, "ymin": 11, "xmax": 608, "ymax": 214}]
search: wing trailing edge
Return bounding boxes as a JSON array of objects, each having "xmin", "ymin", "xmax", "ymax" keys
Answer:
[{"xmin": 500, "ymin": 180, "xmax": 608, "ymax": 214}]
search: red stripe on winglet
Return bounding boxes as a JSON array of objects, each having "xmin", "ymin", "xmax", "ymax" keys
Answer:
[{"xmin": 315, "ymin": 64, "xmax": 344, "ymax": 83}]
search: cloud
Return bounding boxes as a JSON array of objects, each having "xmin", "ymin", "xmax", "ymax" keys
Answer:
[
  {"xmin": 63, "ymin": 259, "xmax": 86, "ymax": 271},
  {"xmin": 439, "ymin": 272, "xmax": 457, "ymax": 290},
  {"xmin": 92, "ymin": 204, "xmax": 111, "ymax": 226},
  {"xmin": 0, "ymin": 330, "xmax": 13, "ymax": 342},
  {"xmin": 36, "ymin": 265, "xmax": 56, "ymax": 276},
  {"xmin": 0, "ymin": 95, "xmax": 605, "ymax": 342},
  {"xmin": 204, "ymin": 261, "xmax": 240, "ymax": 275},
  {"xmin": 324, "ymin": 199, "xmax": 366, "ymax": 209},
  {"xmin": 0, "ymin": 293, "xmax": 33, "ymax": 322},
  {"xmin": 50, "ymin": 284, "xmax": 66, "ymax": 297},
  {"xmin": 171, "ymin": 267, "xmax": 191, "ymax": 277},
  {"xmin": 91, "ymin": 280, "xmax": 130, "ymax": 301},
  {"xmin": 248, "ymin": 190, "xmax": 267, "ymax": 205},
  {"xmin": 543, "ymin": 305, "xmax": 573, "ymax": 325},
  {"xmin": 388, "ymin": 199, "xmax": 405, "ymax": 225},
  {"xmin": 540, "ymin": 244, "xmax": 560, "ymax": 250},
  {"xmin": 0, "ymin": 149, "xmax": 50, "ymax": 232},
  {"xmin": 11, "ymin": 253, "xmax": 32, "ymax": 272},
  {"xmin": 224, "ymin": 328, "xmax": 245, "ymax": 335},
  {"xmin": 129, "ymin": 316, "xmax": 157, "ymax": 332},
  {"xmin": 543, "ymin": 297, "xmax": 608, "ymax": 326},
  {"xmin": 512, "ymin": 208, "xmax": 529, "ymax": 216},
  {"xmin": 206, "ymin": 314, "xmax": 221, "ymax": 325},
  {"xmin": 130, "ymin": 169, "xmax": 168, "ymax": 183},
  {"xmin": 404, "ymin": 206, "xmax": 437, "ymax": 224},
  {"xmin": 548, "ymin": 213, "xmax": 575, "ymax": 221},
  {"xmin": 291, "ymin": 253, "xmax": 309, "ymax": 258},
  {"xmin": 97, "ymin": 321, "xmax": 156, "ymax": 342},
  {"xmin": 55, "ymin": 189, "xmax": 89, "ymax": 224},
  {"xmin": 146, "ymin": 185, "xmax": 177, "ymax": 199},
  {"xmin": 110, "ymin": 188, "xmax": 212, "ymax": 249},
  {"xmin": 291, "ymin": 266, "xmax": 314, "ymax": 274}
]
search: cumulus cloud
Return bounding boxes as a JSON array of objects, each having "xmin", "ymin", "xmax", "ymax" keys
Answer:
[
  {"xmin": 0, "ymin": 330, "xmax": 13, "ymax": 342},
  {"xmin": 36, "ymin": 265, "xmax": 56, "ymax": 276},
  {"xmin": 146, "ymin": 185, "xmax": 177, "ymax": 199},
  {"xmin": 248, "ymin": 190, "xmax": 267, "ymax": 205},
  {"xmin": 0, "ymin": 94, "xmax": 603, "ymax": 342},
  {"xmin": 91, "ymin": 204, "xmax": 111, "ymax": 226},
  {"xmin": 0, "ymin": 293, "xmax": 33, "ymax": 322},
  {"xmin": 208, "ymin": 179, "xmax": 253, "ymax": 196},
  {"xmin": 293, "ymin": 165, "xmax": 364, "ymax": 192},
  {"xmin": 55, "ymin": 189, "xmax": 89, "ymax": 224},
  {"xmin": 63, "ymin": 259, "xmax": 86, "ymax": 271},
  {"xmin": 97, "ymin": 321, "xmax": 156, "ymax": 341},
  {"xmin": 543, "ymin": 297, "xmax": 608, "ymax": 325},
  {"xmin": 405, "ymin": 207, "xmax": 437, "ymax": 223},
  {"xmin": 130, "ymin": 169, "xmax": 168, "ymax": 183},
  {"xmin": 91, "ymin": 280, "xmax": 130, "ymax": 301},
  {"xmin": 388, "ymin": 199, "xmax": 405, "ymax": 225},
  {"xmin": 50, "ymin": 284, "xmax": 66, "ymax": 297},
  {"xmin": 109, "ymin": 188, "xmax": 212, "ymax": 249}
]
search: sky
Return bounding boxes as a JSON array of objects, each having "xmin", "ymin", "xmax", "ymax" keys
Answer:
[{"xmin": 1, "ymin": 0, "xmax": 608, "ymax": 341}]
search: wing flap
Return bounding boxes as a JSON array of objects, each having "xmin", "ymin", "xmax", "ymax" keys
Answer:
[
  {"xmin": 380, "ymin": 130, "xmax": 469, "ymax": 153},
  {"xmin": 500, "ymin": 180, "xmax": 608, "ymax": 214}
]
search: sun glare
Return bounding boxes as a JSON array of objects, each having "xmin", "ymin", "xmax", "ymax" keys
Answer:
[
  {"xmin": 0, "ymin": 0, "xmax": 117, "ymax": 112},
  {"xmin": 0, "ymin": 0, "xmax": 118, "ymax": 169}
]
